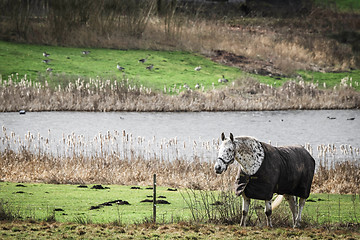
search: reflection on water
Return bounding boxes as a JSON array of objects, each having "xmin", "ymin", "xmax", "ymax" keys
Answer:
[{"xmin": 1, "ymin": 110, "xmax": 359, "ymax": 163}]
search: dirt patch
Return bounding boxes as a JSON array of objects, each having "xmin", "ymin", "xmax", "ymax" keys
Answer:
[
  {"xmin": 210, "ymin": 50, "xmax": 285, "ymax": 78},
  {"xmin": 146, "ymin": 195, "xmax": 166, "ymax": 198},
  {"xmin": 91, "ymin": 185, "xmax": 109, "ymax": 190},
  {"xmin": 13, "ymin": 191, "xmax": 26, "ymax": 194},
  {"xmin": 140, "ymin": 199, "xmax": 171, "ymax": 204},
  {"xmin": 90, "ymin": 200, "xmax": 130, "ymax": 210},
  {"xmin": 15, "ymin": 184, "xmax": 26, "ymax": 187}
]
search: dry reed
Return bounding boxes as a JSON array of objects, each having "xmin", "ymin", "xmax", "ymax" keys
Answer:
[
  {"xmin": 1, "ymin": 74, "xmax": 359, "ymax": 112},
  {"xmin": 1, "ymin": 126, "xmax": 359, "ymax": 194},
  {"xmin": 0, "ymin": 1, "xmax": 359, "ymax": 73}
]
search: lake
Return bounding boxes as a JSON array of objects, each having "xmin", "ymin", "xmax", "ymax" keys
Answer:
[{"xmin": 1, "ymin": 110, "xmax": 359, "ymax": 162}]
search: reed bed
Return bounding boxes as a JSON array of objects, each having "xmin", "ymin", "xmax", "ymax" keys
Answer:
[
  {"xmin": 1, "ymin": 126, "xmax": 359, "ymax": 194},
  {"xmin": 1, "ymin": 74, "xmax": 359, "ymax": 112}
]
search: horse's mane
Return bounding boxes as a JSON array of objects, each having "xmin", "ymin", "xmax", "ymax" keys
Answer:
[{"xmin": 233, "ymin": 136, "xmax": 264, "ymax": 175}]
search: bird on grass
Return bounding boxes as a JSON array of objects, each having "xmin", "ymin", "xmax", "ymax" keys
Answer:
[
  {"xmin": 43, "ymin": 52, "xmax": 50, "ymax": 57},
  {"xmin": 117, "ymin": 64, "xmax": 125, "ymax": 71},
  {"xmin": 146, "ymin": 64, "xmax": 154, "ymax": 70},
  {"xmin": 195, "ymin": 83, "xmax": 200, "ymax": 89},
  {"xmin": 82, "ymin": 51, "xmax": 91, "ymax": 55},
  {"xmin": 218, "ymin": 75, "xmax": 228, "ymax": 83},
  {"xmin": 194, "ymin": 66, "xmax": 201, "ymax": 71},
  {"xmin": 139, "ymin": 54, "xmax": 150, "ymax": 63},
  {"xmin": 42, "ymin": 59, "xmax": 50, "ymax": 64},
  {"xmin": 183, "ymin": 83, "xmax": 190, "ymax": 90},
  {"xmin": 46, "ymin": 68, "xmax": 53, "ymax": 72}
]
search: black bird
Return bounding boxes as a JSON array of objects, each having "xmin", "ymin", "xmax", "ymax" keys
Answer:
[
  {"xmin": 146, "ymin": 64, "xmax": 154, "ymax": 70},
  {"xmin": 327, "ymin": 116, "xmax": 336, "ymax": 120},
  {"xmin": 43, "ymin": 52, "xmax": 50, "ymax": 57},
  {"xmin": 42, "ymin": 59, "xmax": 50, "ymax": 64},
  {"xmin": 347, "ymin": 117, "xmax": 355, "ymax": 120},
  {"xmin": 139, "ymin": 54, "xmax": 150, "ymax": 63},
  {"xmin": 218, "ymin": 75, "xmax": 228, "ymax": 83}
]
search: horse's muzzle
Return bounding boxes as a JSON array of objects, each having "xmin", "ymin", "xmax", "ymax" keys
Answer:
[
  {"xmin": 215, "ymin": 164, "xmax": 223, "ymax": 174},
  {"xmin": 214, "ymin": 157, "xmax": 228, "ymax": 174}
]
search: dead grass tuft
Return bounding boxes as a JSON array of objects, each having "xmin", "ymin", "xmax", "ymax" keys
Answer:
[{"xmin": 312, "ymin": 161, "xmax": 360, "ymax": 194}]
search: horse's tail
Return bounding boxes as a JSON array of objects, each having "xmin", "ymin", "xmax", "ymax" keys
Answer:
[{"xmin": 272, "ymin": 195, "xmax": 284, "ymax": 210}]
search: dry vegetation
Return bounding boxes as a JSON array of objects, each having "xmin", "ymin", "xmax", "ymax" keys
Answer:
[
  {"xmin": 0, "ymin": 0, "xmax": 359, "ymax": 76},
  {"xmin": 1, "ymin": 74, "xmax": 359, "ymax": 112},
  {"xmin": 1, "ymin": 221, "xmax": 359, "ymax": 239},
  {"xmin": 1, "ymin": 126, "xmax": 359, "ymax": 194}
]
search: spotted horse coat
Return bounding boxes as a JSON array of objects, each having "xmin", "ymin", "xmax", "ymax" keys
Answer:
[{"xmin": 214, "ymin": 133, "xmax": 315, "ymax": 228}]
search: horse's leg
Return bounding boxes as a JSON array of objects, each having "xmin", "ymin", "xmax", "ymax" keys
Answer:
[
  {"xmin": 294, "ymin": 198, "xmax": 306, "ymax": 228},
  {"xmin": 241, "ymin": 194, "xmax": 250, "ymax": 227},
  {"xmin": 265, "ymin": 199, "xmax": 273, "ymax": 227},
  {"xmin": 284, "ymin": 194, "xmax": 298, "ymax": 227}
]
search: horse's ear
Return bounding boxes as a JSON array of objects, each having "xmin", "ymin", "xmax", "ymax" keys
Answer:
[
  {"xmin": 221, "ymin": 132, "xmax": 225, "ymax": 141},
  {"xmin": 230, "ymin": 133, "xmax": 234, "ymax": 142}
]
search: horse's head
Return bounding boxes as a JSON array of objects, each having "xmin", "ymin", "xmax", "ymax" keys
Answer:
[{"xmin": 214, "ymin": 132, "xmax": 236, "ymax": 174}]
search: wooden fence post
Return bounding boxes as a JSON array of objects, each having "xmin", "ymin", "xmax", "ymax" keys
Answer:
[{"xmin": 153, "ymin": 173, "xmax": 156, "ymax": 223}]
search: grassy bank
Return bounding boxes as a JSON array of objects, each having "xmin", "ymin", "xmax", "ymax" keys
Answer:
[
  {"xmin": 1, "ymin": 40, "xmax": 360, "ymax": 92},
  {"xmin": 1, "ymin": 0, "xmax": 359, "ymax": 76},
  {"xmin": 0, "ymin": 40, "xmax": 245, "ymax": 92},
  {"xmin": 0, "ymin": 182, "xmax": 359, "ymax": 226},
  {"xmin": 1, "ymin": 73, "xmax": 359, "ymax": 112},
  {"xmin": 1, "ymin": 40, "xmax": 360, "ymax": 112}
]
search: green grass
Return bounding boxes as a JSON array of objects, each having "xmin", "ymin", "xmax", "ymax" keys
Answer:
[
  {"xmin": 0, "ymin": 182, "xmax": 359, "ymax": 225},
  {"xmin": 315, "ymin": 0, "xmax": 360, "ymax": 12},
  {"xmin": 303, "ymin": 194, "xmax": 360, "ymax": 224},
  {"xmin": 0, "ymin": 182, "xmax": 188, "ymax": 224},
  {"xmin": 0, "ymin": 41, "xmax": 244, "ymax": 92},
  {"xmin": 1, "ymin": 40, "xmax": 359, "ymax": 92},
  {"xmin": 298, "ymin": 70, "xmax": 360, "ymax": 91}
]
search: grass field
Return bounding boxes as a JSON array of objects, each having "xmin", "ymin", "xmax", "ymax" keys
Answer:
[
  {"xmin": 1, "ymin": 182, "xmax": 359, "ymax": 226},
  {"xmin": 0, "ymin": 40, "xmax": 247, "ymax": 92},
  {"xmin": 1, "ymin": 40, "xmax": 359, "ymax": 93},
  {"xmin": 299, "ymin": 70, "xmax": 360, "ymax": 90}
]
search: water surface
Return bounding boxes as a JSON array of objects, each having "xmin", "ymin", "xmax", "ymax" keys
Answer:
[{"xmin": 1, "ymin": 110, "xmax": 359, "ymax": 160}]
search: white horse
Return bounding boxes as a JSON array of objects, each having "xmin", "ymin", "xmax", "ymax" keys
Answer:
[{"xmin": 214, "ymin": 133, "xmax": 315, "ymax": 228}]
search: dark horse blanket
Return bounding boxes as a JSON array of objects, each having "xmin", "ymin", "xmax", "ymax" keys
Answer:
[{"xmin": 235, "ymin": 142, "xmax": 315, "ymax": 200}]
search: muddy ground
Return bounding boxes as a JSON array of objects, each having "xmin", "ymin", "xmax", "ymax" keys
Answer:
[{"xmin": 0, "ymin": 221, "xmax": 359, "ymax": 239}]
